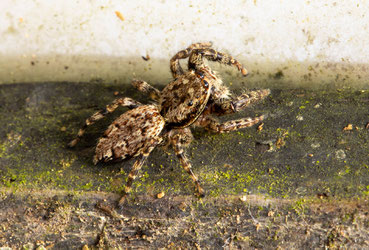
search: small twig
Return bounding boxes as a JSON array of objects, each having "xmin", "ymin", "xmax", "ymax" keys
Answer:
[
  {"xmin": 96, "ymin": 201, "xmax": 127, "ymax": 220},
  {"xmin": 248, "ymin": 203, "xmax": 259, "ymax": 224},
  {"xmin": 222, "ymin": 235, "xmax": 231, "ymax": 249},
  {"xmin": 96, "ymin": 223, "xmax": 107, "ymax": 248}
]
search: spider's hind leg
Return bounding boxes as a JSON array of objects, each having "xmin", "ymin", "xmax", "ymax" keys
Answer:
[
  {"xmin": 169, "ymin": 128, "xmax": 205, "ymax": 197},
  {"xmin": 118, "ymin": 137, "xmax": 162, "ymax": 207},
  {"xmin": 170, "ymin": 42, "xmax": 213, "ymax": 78},
  {"xmin": 132, "ymin": 80, "xmax": 161, "ymax": 102},
  {"xmin": 117, "ymin": 154, "xmax": 147, "ymax": 206},
  {"xmin": 68, "ymin": 97, "xmax": 142, "ymax": 147}
]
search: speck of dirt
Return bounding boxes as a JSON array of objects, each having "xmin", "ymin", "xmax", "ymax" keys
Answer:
[{"xmin": 274, "ymin": 70, "xmax": 284, "ymax": 79}]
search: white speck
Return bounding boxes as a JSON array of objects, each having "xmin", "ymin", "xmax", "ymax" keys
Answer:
[
  {"xmin": 335, "ymin": 149, "xmax": 346, "ymax": 160},
  {"xmin": 314, "ymin": 103, "xmax": 322, "ymax": 108},
  {"xmin": 296, "ymin": 115, "xmax": 304, "ymax": 121},
  {"xmin": 311, "ymin": 142, "xmax": 320, "ymax": 148}
]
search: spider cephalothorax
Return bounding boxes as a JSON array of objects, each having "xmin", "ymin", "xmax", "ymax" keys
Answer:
[
  {"xmin": 159, "ymin": 69, "xmax": 213, "ymax": 128},
  {"xmin": 69, "ymin": 42, "xmax": 270, "ymax": 207}
]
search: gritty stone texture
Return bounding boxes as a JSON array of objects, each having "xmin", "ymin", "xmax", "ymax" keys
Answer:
[
  {"xmin": 0, "ymin": 81, "xmax": 368, "ymax": 248},
  {"xmin": 2, "ymin": 1, "xmax": 369, "ymax": 88}
]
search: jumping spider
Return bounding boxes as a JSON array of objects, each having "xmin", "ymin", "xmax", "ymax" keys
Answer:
[{"xmin": 69, "ymin": 42, "xmax": 270, "ymax": 206}]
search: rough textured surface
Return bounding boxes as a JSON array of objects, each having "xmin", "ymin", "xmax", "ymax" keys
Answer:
[
  {"xmin": 2, "ymin": 1, "xmax": 369, "ymax": 88},
  {"xmin": 0, "ymin": 81, "xmax": 368, "ymax": 248}
]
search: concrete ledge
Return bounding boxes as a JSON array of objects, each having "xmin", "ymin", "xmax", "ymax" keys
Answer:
[
  {"xmin": 1, "ymin": 1, "xmax": 369, "ymax": 248},
  {"xmin": 1, "ymin": 189, "xmax": 368, "ymax": 248},
  {"xmin": 0, "ymin": 80, "xmax": 368, "ymax": 248}
]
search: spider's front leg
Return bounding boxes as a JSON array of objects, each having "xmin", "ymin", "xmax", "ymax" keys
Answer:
[
  {"xmin": 195, "ymin": 114, "xmax": 265, "ymax": 133},
  {"xmin": 170, "ymin": 42, "xmax": 213, "ymax": 78},
  {"xmin": 68, "ymin": 97, "xmax": 142, "ymax": 147},
  {"xmin": 132, "ymin": 80, "xmax": 161, "ymax": 102},
  {"xmin": 208, "ymin": 89, "xmax": 271, "ymax": 116},
  {"xmin": 189, "ymin": 48, "xmax": 248, "ymax": 76},
  {"xmin": 169, "ymin": 128, "xmax": 205, "ymax": 197}
]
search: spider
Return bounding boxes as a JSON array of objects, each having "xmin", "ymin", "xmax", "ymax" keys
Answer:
[{"xmin": 69, "ymin": 42, "xmax": 270, "ymax": 206}]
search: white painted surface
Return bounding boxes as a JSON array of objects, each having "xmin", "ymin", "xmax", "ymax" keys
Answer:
[{"xmin": 0, "ymin": 0, "xmax": 368, "ymax": 88}]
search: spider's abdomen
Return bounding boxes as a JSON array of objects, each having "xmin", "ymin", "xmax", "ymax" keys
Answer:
[
  {"xmin": 94, "ymin": 105, "xmax": 164, "ymax": 164},
  {"xmin": 160, "ymin": 71, "xmax": 211, "ymax": 128}
]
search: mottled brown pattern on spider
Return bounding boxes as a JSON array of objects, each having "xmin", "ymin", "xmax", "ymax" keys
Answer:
[
  {"xmin": 94, "ymin": 105, "xmax": 165, "ymax": 164},
  {"xmin": 188, "ymin": 48, "xmax": 248, "ymax": 76},
  {"xmin": 160, "ymin": 70, "xmax": 211, "ymax": 128},
  {"xmin": 170, "ymin": 42, "xmax": 213, "ymax": 78},
  {"xmin": 69, "ymin": 42, "xmax": 270, "ymax": 208}
]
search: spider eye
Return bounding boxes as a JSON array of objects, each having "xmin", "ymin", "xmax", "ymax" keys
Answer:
[
  {"xmin": 202, "ymin": 80, "xmax": 209, "ymax": 88},
  {"xmin": 216, "ymin": 53, "xmax": 223, "ymax": 60},
  {"xmin": 188, "ymin": 100, "xmax": 193, "ymax": 106},
  {"xmin": 196, "ymin": 70, "xmax": 204, "ymax": 79}
]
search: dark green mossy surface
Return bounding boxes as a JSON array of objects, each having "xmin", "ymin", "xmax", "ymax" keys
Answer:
[
  {"xmin": 0, "ymin": 82, "xmax": 368, "ymax": 248},
  {"xmin": 1, "ymin": 82, "xmax": 368, "ymax": 198}
]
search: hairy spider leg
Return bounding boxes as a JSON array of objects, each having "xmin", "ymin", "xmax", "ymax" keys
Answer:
[
  {"xmin": 118, "ymin": 137, "xmax": 162, "ymax": 207},
  {"xmin": 68, "ymin": 97, "xmax": 142, "ymax": 147},
  {"xmin": 207, "ymin": 89, "xmax": 271, "ymax": 116},
  {"xmin": 169, "ymin": 128, "xmax": 205, "ymax": 197},
  {"xmin": 189, "ymin": 48, "xmax": 248, "ymax": 76},
  {"xmin": 170, "ymin": 42, "xmax": 213, "ymax": 78},
  {"xmin": 131, "ymin": 80, "xmax": 161, "ymax": 102},
  {"xmin": 195, "ymin": 115, "xmax": 265, "ymax": 133}
]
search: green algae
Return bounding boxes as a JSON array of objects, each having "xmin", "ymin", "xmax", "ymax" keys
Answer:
[{"xmin": 0, "ymin": 83, "xmax": 368, "ymax": 203}]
